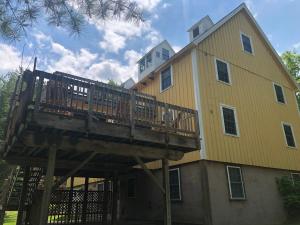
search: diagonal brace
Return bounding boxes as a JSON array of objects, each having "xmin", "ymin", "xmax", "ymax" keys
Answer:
[
  {"xmin": 134, "ymin": 155, "xmax": 165, "ymax": 194},
  {"xmin": 52, "ymin": 151, "xmax": 97, "ymax": 190}
]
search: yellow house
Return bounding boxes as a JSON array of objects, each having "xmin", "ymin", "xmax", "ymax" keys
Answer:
[{"xmin": 119, "ymin": 3, "xmax": 300, "ymax": 225}]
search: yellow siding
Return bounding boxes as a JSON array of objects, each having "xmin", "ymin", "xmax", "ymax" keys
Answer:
[
  {"xmin": 137, "ymin": 53, "xmax": 200, "ymax": 168},
  {"xmin": 197, "ymin": 10, "xmax": 300, "ymax": 170},
  {"xmin": 137, "ymin": 10, "xmax": 300, "ymax": 171}
]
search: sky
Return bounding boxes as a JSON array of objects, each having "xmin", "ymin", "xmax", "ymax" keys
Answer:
[{"xmin": 1, "ymin": 0, "xmax": 300, "ymax": 83}]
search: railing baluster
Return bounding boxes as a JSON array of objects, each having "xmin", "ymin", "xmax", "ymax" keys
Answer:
[{"xmin": 130, "ymin": 90, "xmax": 136, "ymax": 138}]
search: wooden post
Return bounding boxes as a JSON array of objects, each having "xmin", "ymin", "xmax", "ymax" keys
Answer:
[
  {"xmin": 130, "ymin": 90, "xmax": 136, "ymax": 138},
  {"xmin": 111, "ymin": 173, "xmax": 118, "ymax": 225},
  {"xmin": 162, "ymin": 158, "xmax": 171, "ymax": 225},
  {"xmin": 39, "ymin": 146, "xmax": 57, "ymax": 225},
  {"xmin": 103, "ymin": 179, "xmax": 109, "ymax": 225},
  {"xmin": 34, "ymin": 73, "xmax": 44, "ymax": 114},
  {"xmin": 87, "ymin": 85, "xmax": 94, "ymax": 130},
  {"xmin": 81, "ymin": 177, "xmax": 89, "ymax": 223},
  {"xmin": 16, "ymin": 167, "xmax": 30, "ymax": 225},
  {"xmin": 67, "ymin": 177, "xmax": 74, "ymax": 223}
]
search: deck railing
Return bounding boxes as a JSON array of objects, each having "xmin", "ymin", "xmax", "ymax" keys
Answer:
[{"xmin": 5, "ymin": 70, "xmax": 200, "ymax": 147}]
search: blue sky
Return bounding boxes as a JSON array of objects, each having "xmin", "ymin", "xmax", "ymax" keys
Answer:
[{"xmin": 1, "ymin": 0, "xmax": 300, "ymax": 83}]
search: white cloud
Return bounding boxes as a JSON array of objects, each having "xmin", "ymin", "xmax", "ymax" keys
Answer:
[
  {"xmin": 33, "ymin": 31, "xmax": 141, "ymax": 82},
  {"xmin": 94, "ymin": 19, "xmax": 161, "ymax": 53},
  {"xmin": 134, "ymin": 0, "xmax": 162, "ymax": 12},
  {"xmin": 0, "ymin": 44, "xmax": 31, "ymax": 74},
  {"xmin": 48, "ymin": 42, "xmax": 98, "ymax": 76},
  {"xmin": 162, "ymin": 3, "xmax": 171, "ymax": 8},
  {"xmin": 172, "ymin": 45, "xmax": 182, "ymax": 53}
]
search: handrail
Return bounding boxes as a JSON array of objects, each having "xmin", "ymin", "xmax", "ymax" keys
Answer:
[{"xmin": 5, "ymin": 70, "xmax": 200, "ymax": 144}]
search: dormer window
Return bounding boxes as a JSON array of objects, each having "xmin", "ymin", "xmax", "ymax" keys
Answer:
[
  {"xmin": 192, "ymin": 26, "xmax": 199, "ymax": 38},
  {"xmin": 146, "ymin": 54, "xmax": 152, "ymax": 67},
  {"xmin": 139, "ymin": 58, "xmax": 145, "ymax": 73},
  {"xmin": 162, "ymin": 48, "xmax": 169, "ymax": 60}
]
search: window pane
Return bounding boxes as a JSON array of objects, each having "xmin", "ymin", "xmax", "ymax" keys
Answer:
[
  {"xmin": 228, "ymin": 167, "xmax": 241, "ymax": 182},
  {"xmin": 193, "ymin": 27, "xmax": 199, "ymax": 38},
  {"xmin": 242, "ymin": 34, "xmax": 253, "ymax": 54},
  {"xmin": 161, "ymin": 67, "xmax": 172, "ymax": 91},
  {"xmin": 169, "ymin": 169, "xmax": 181, "ymax": 200},
  {"xmin": 162, "ymin": 48, "xmax": 169, "ymax": 60},
  {"xmin": 274, "ymin": 85, "xmax": 285, "ymax": 103},
  {"xmin": 140, "ymin": 58, "xmax": 145, "ymax": 73},
  {"xmin": 216, "ymin": 60, "xmax": 229, "ymax": 83},
  {"xmin": 146, "ymin": 54, "xmax": 152, "ymax": 67},
  {"xmin": 228, "ymin": 167, "xmax": 245, "ymax": 199},
  {"xmin": 231, "ymin": 183, "xmax": 244, "ymax": 198},
  {"xmin": 283, "ymin": 124, "xmax": 296, "ymax": 147},
  {"xmin": 222, "ymin": 107, "xmax": 237, "ymax": 135},
  {"xmin": 292, "ymin": 173, "xmax": 300, "ymax": 183},
  {"xmin": 128, "ymin": 178, "xmax": 136, "ymax": 197}
]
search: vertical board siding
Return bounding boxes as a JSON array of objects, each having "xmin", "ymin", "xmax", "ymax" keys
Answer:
[
  {"xmin": 137, "ymin": 53, "xmax": 200, "ymax": 168},
  {"xmin": 137, "ymin": 10, "xmax": 300, "ymax": 171},
  {"xmin": 197, "ymin": 10, "xmax": 300, "ymax": 170}
]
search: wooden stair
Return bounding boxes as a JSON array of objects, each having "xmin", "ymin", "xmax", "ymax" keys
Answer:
[{"xmin": 0, "ymin": 167, "xmax": 43, "ymax": 225}]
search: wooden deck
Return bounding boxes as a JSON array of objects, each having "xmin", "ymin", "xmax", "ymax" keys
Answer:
[{"xmin": 1, "ymin": 69, "xmax": 200, "ymax": 177}]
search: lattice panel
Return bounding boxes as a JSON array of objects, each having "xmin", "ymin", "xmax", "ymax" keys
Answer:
[{"xmin": 48, "ymin": 190, "xmax": 110, "ymax": 224}]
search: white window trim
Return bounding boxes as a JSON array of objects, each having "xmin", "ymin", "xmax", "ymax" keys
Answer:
[
  {"xmin": 295, "ymin": 92, "xmax": 300, "ymax": 115},
  {"xmin": 273, "ymin": 82, "xmax": 287, "ymax": 105},
  {"xmin": 220, "ymin": 104, "xmax": 240, "ymax": 137},
  {"xmin": 226, "ymin": 166, "xmax": 246, "ymax": 200},
  {"xmin": 281, "ymin": 122, "xmax": 297, "ymax": 149},
  {"xmin": 291, "ymin": 173, "xmax": 300, "ymax": 185},
  {"xmin": 240, "ymin": 31, "xmax": 255, "ymax": 55},
  {"xmin": 214, "ymin": 57, "xmax": 232, "ymax": 85},
  {"xmin": 169, "ymin": 168, "xmax": 182, "ymax": 201},
  {"xmin": 127, "ymin": 178, "xmax": 136, "ymax": 198},
  {"xmin": 160, "ymin": 65, "xmax": 173, "ymax": 93}
]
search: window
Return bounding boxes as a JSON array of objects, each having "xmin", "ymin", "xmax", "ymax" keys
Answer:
[
  {"xmin": 291, "ymin": 173, "xmax": 300, "ymax": 184},
  {"xmin": 295, "ymin": 92, "xmax": 300, "ymax": 112},
  {"xmin": 146, "ymin": 53, "xmax": 152, "ymax": 68},
  {"xmin": 215, "ymin": 58, "xmax": 231, "ymax": 84},
  {"xmin": 160, "ymin": 66, "xmax": 172, "ymax": 92},
  {"xmin": 226, "ymin": 166, "xmax": 246, "ymax": 200},
  {"xmin": 162, "ymin": 48, "xmax": 169, "ymax": 60},
  {"xmin": 139, "ymin": 58, "xmax": 145, "ymax": 73},
  {"xmin": 221, "ymin": 105, "xmax": 239, "ymax": 136},
  {"xmin": 156, "ymin": 51, "xmax": 160, "ymax": 58},
  {"xmin": 169, "ymin": 168, "xmax": 181, "ymax": 200},
  {"xmin": 97, "ymin": 182, "xmax": 104, "ymax": 191},
  {"xmin": 192, "ymin": 26, "xmax": 199, "ymax": 38},
  {"xmin": 240, "ymin": 33, "xmax": 253, "ymax": 54},
  {"xmin": 282, "ymin": 123, "xmax": 296, "ymax": 148},
  {"xmin": 273, "ymin": 84, "xmax": 286, "ymax": 104},
  {"xmin": 128, "ymin": 178, "xmax": 136, "ymax": 198}
]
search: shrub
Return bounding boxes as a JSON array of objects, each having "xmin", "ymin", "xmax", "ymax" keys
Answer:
[{"xmin": 277, "ymin": 176, "xmax": 300, "ymax": 215}]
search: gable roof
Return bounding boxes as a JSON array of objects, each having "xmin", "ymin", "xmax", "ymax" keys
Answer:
[
  {"xmin": 136, "ymin": 40, "xmax": 175, "ymax": 63},
  {"xmin": 134, "ymin": 3, "xmax": 299, "ymax": 90}
]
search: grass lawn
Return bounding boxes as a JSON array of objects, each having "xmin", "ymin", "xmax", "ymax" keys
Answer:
[
  {"xmin": 2, "ymin": 211, "xmax": 300, "ymax": 225},
  {"xmin": 3, "ymin": 211, "xmax": 17, "ymax": 225}
]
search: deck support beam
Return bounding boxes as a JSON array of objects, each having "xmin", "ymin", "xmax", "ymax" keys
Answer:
[
  {"xmin": 134, "ymin": 155, "xmax": 165, "ymax": 194},
  {"xmin": 52, "ymin": 151, "xmax": 97, "ymax": 190},
  {"xmin": 81, "ymin": 177, "xmax": 89, "ymax": 223},
  {"xmin": 162, "ymin": 158, "xmax": 171, "ymax": 225},
  {"xmin": 111, "ymin": 173, "xmax": 118, "ymax": 225},
  {"xmin": 39, "ymin": 146, "xmax": 57, "ymax": 225},
  {"xmin": 103, "ymin": 178, "xmax": 109, "ymax": 225},
  {"xmin": 16, "ymin": 166, "xmax": 30, "ymax": 225}
]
